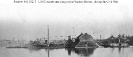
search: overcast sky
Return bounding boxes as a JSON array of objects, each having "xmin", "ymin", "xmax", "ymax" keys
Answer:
[{"xmin": 0, "ymin": 0, "xmax": 133, "ymax": 40}]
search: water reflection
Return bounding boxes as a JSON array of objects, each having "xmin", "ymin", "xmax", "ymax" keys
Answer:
[
  {"xmin": 110, "ymin": 48, "xmax": 123, "ymax": 53},
  {"xmin": 28, "ymin": 47, "xmax": 96, "ymax": 57},
  {"xmin": 66, "ymin": 48, "xmax": 96, "ymax": 56},
  {"xmin": 66, "ymin": 48, "xmax": 72, "ymax": 55},
  {"xmin": 2, "ymin": 47, "xmax": 133, "ymax": 57},
  {"xmin": 118, "ymin": 48, "xmax": 121, "ymax": 53},
  {"xmin": 28, "ymin": 46, "xmax": 42, "ymax": 51},
  {"xmin": 27, "ymin": 46, "xmax": 58, "ymax": 52}
]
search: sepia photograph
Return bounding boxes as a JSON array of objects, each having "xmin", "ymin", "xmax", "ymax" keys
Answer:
[{"xmin": 0, "ymin": 0, "xmax": 133, "ymax": 57}]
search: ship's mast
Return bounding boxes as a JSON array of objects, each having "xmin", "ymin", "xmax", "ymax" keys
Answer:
[
  {"xmin": 100, "ymin": 35, "xmax": 101, "ymax": 39},
  {"xmin": 47, "ymin": 25, "xmax": 49, "ymax": 46},
  {"xmin": 73, "ymin": 27, "xmax": 74, "ymax": 38}
]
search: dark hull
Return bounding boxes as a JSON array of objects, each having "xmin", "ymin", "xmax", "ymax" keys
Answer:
[
  {"xmin": 101, "ymin": 44, "xmax": 129, "ymax": 48},
  {"xmin": 6, "ymin": 46, "xmax": 28, "ymax": 48},
  {"xmin": 109, "ymin": 46, "xmax": 129, "ymax": 48},
  {"xmin": 101, "ymin": 45, "xmax": 111, "ymax": 48},
  {"xmin": 65, "ymin": 44, "xmax": 75, "ymax": 48}
]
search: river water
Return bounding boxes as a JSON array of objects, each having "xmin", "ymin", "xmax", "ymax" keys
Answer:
[{"xmin": 0, "ymin": 47, "xmax": 133, "ymax": 57}]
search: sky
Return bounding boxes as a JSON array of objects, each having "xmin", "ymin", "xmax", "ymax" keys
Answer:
[{"xmin": 0, "ymin": 0, "xmax": 133, "ymax": 41}]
